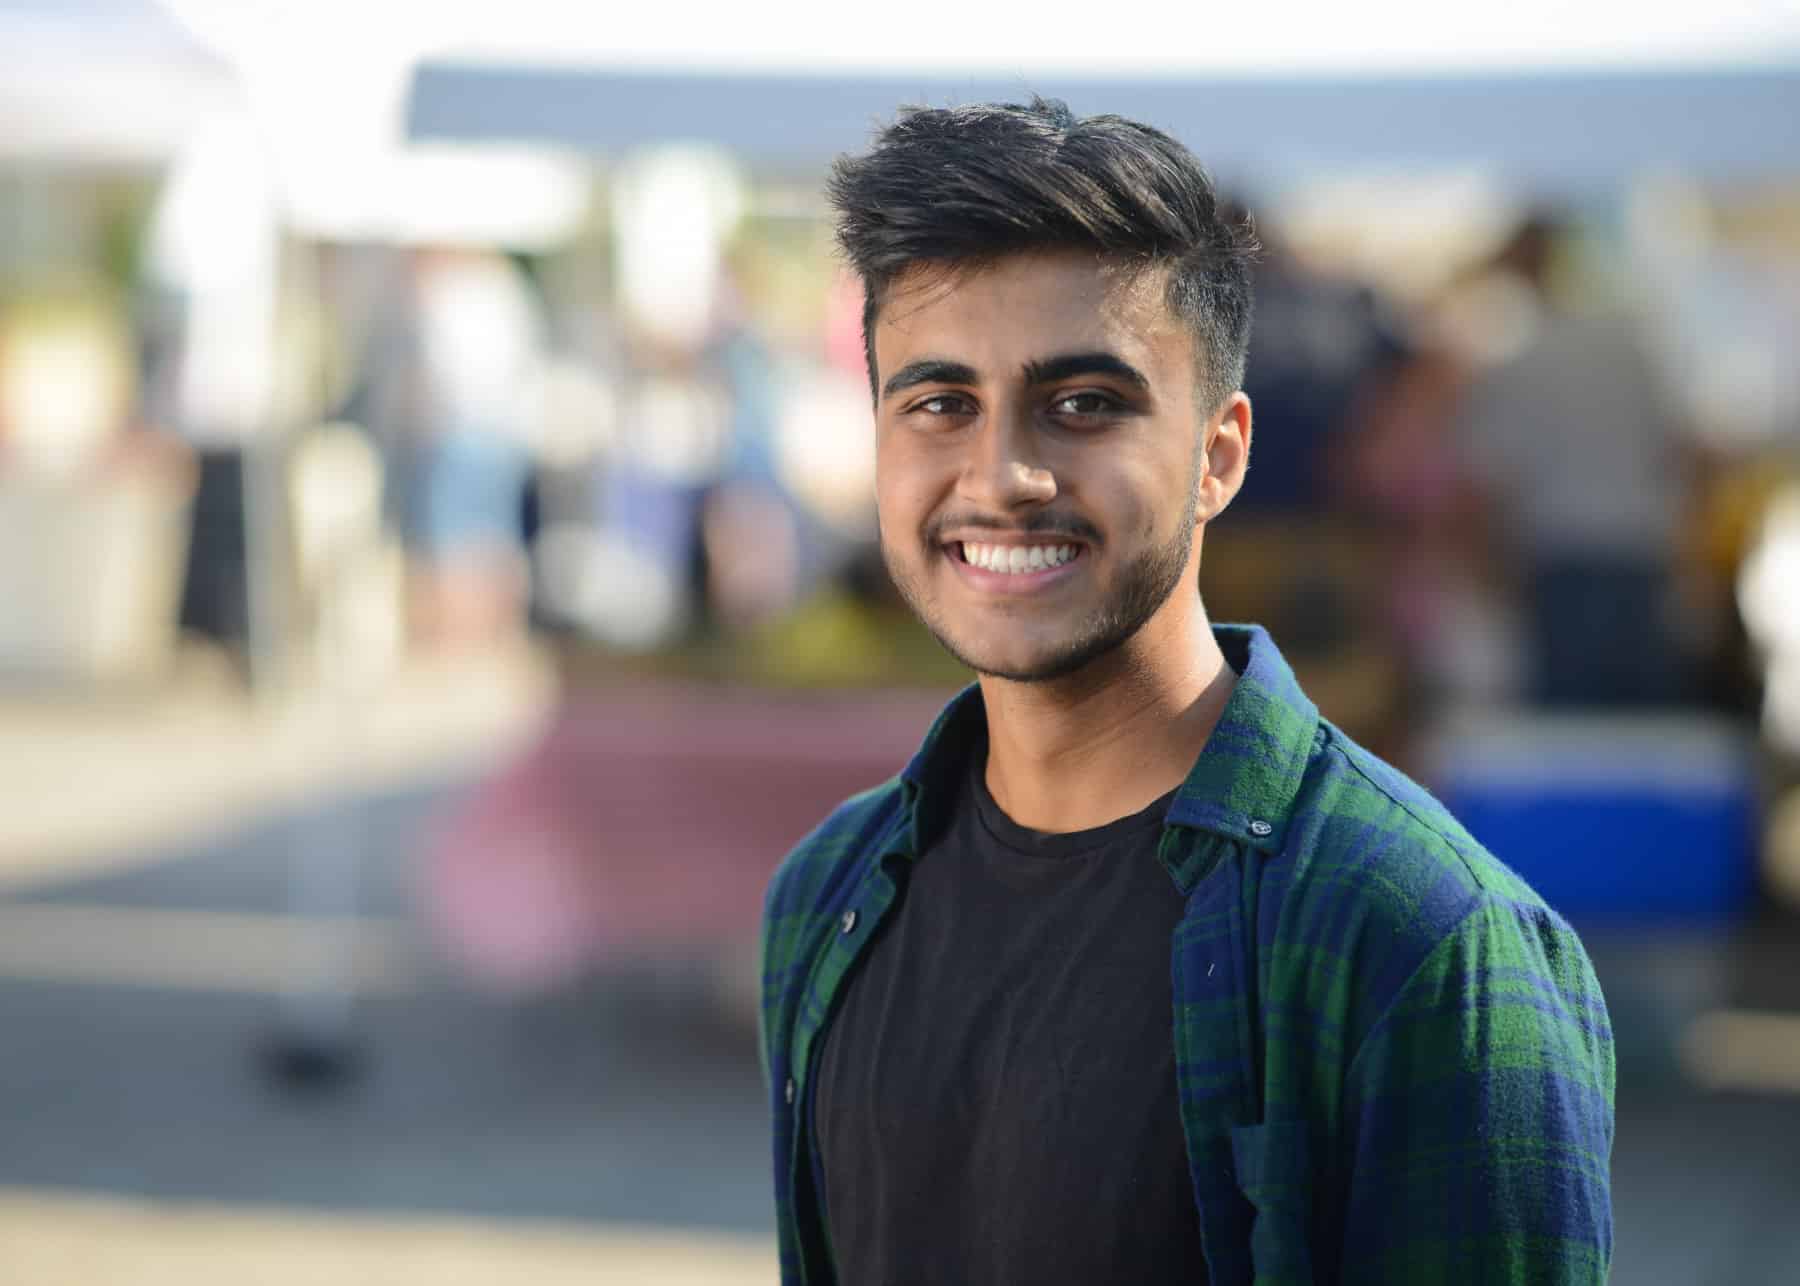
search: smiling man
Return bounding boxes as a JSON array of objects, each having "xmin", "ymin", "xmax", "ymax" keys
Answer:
[{"xmin": 759, "ymin": 98, "xmax": 1614, "ymax": 1285}]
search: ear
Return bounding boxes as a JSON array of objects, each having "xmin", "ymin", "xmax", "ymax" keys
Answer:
[{"xmin": 1196, "ymin": 392, "xmax": 1252, "ymax": 522}]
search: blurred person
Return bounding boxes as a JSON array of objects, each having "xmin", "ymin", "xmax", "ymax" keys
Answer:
[
  {"xmin": 761, "ymin": 99, "xmax": 1615, "ymax": 1285},
  {"xmin": 562, "ymin": 271, "xmax": 757, "ymax": 649},
  {"xmin": 1453, "ymin": 215, "xmax": 1690, "ymax": 708},
  {"xmin": 1332, "ymin": 339, "xmax": 1524, "ymax": 732},
  {"xmin": 1233, "ymin": 225, "xmax": 1399, "ymax": 517},
  {"xmin": 396, "ymin": 249, "xmax": 546, "ymax": 649},
  {"xmin": 1201, "ymin": 221, "xmax": 1409, "ymax": 747},
  {"xmin": 701, "ymin": 480, "xmax": 800, "ymax": 633},
  {"xmin": 0, "ymin": 283, "xmax": 198, "ymax": 682},
  {"xmin": 696, "ymin": 259, "xmax": 809, "ymax": 634}
]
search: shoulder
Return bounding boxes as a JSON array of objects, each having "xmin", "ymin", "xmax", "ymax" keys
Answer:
[
  {"xmin": 1275, "ymin": 721, "xmax": 1593, "ymax": 1040},
  {"xmin": 1309, "ymin": 720, "xmax": 1544, "ymax": 902}
]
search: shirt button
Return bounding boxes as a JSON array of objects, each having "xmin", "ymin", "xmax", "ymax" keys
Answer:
[
  {"xmin": 784, "ymin": 1078, "xmax": 796, "ymax": 1106},
  {"xmin": 840, "ymin": 909, "xmax": 859, "ymax": 935},
  {"xmin": 1249, "ymin": 820, "xmax": 1273, "ymax": 837}
]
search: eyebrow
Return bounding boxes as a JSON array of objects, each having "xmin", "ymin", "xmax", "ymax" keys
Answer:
[
  {"xmin": 1021, "ymin": 351, "xmax": 1149, "ymax": 391},
  {"xmin": 881, "ymin": 359, "xmax": 979, "ymax": 402},
  {"xmin": 881, "ymin": 351, "xmax": 1149, "ymax": 403}
]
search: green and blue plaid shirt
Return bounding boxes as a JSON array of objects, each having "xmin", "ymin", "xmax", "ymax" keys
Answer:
[{"xmin": 760, "ymin": 624, "xmax": 1615, "ymax": 1284}]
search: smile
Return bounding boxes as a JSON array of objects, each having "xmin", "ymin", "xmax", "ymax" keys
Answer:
[
  {"xmin": 946, "ymin": 539, "xmax": 1087, "ymax": 592},
  {"xmin": 959, "ymin": 541, "xmax": 1080, "ymax": 574}
]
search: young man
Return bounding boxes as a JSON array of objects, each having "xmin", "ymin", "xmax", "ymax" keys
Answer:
[{"xmin": 760, "ymin": 98, "xmax": 1614, "ymax": 1285}]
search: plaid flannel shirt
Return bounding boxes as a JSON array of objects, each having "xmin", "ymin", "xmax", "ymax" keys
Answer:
[{"xmin": 760, "ymin": 624, "xmax": 1615, "ymax": 1284}]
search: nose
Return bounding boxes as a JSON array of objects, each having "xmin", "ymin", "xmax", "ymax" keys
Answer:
[{"xmin": 955, "ymin": 412, "xmax": 1057, "ymax": 511}]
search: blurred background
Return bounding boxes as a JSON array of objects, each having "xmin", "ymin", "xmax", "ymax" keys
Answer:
[{"xmin": 1, "ymin": 2, "xmax": 1798, "ymax": 1280}]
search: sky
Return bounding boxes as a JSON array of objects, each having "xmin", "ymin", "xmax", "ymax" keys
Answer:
[
  {"xmin": 20, "ymin": 0, "xmax": 1778, "ymax": 78},
  {"xmin": 4, "ymin": 0, "xmax": 1798, "ymax": 79},
  {"xmin": 432, "ymin": 0, "xmax": 1800, "ymax": 76}
]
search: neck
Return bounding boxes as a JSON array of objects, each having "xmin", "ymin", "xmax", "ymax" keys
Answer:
[{"xmin": 976, "ymin": 593, "xmax": 1235, "ymax": 834}]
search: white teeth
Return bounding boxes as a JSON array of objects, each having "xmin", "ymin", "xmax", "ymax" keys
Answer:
[{"xmin": 960, "ymin": 542, "xmax": 1079, "ymax": 574}]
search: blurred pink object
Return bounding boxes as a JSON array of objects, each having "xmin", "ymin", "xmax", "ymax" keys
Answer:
[
  {"xmin": 823, "ymin": 273, "xmax": 867, "ymax": 378},
  {"xmin": 422, "ymin": 684, "xmax": 945, "ymax": 992}
]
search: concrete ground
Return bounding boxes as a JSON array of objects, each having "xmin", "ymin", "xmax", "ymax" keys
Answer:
[
  {"xmin": 1, "ymin": 644, "xmax": 1797, "ymax": 1283},
  {"xmin": 0, "ymin": 643, "xmax": 774, "ymax": 1281},
  {"xmin": 0, "ymin": 1191, "xmax": 774, "ymax": 1285}
]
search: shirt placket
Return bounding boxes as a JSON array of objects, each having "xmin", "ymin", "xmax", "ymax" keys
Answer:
[
  {"xmin": 785, "ymin": 858, "xmax": 903, "ymax": 1284},
  {"xmin": 1166, "ymin": 827, "xmax": 1262, "ymax": 1284}
]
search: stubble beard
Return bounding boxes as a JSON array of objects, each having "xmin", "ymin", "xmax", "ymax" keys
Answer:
[{"xmin": 881, "ymin": 478, "xmax": 1201, "ymax": 685}]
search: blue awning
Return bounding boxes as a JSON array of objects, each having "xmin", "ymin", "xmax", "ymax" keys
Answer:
[{"xmin": 407, "ymin": 63, "xmax": 1800, "ymax": 192}]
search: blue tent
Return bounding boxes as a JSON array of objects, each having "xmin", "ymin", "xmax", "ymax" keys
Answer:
[{"xmin": 407, "ymin": 63, "xmax": 1800, "ymax": 191}]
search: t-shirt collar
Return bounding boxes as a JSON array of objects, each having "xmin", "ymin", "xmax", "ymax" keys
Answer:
[{"xmin": 899, "ymin": 625, "xmax": 1320, "ymax": 858}]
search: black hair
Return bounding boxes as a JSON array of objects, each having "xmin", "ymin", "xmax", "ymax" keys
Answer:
[{"xmin": 828, "ymin": 96, "xmax": 1258, "ymax": 412}]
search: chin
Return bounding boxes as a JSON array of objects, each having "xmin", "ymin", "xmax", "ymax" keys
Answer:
[{"xmin": 949, "ymin": 631, "xmax": 1113, "ymax": 685}]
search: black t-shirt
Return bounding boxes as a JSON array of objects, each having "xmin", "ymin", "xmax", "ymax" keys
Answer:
[{"xmin": 814, "ymin": 736, "xmax": 1207, "ymax": 1285}]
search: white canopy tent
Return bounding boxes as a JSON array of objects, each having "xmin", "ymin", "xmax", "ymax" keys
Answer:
[
  {"xmin": 0, "ymin": 0, "xmax": 234, "ymax": 164},
  {"xmin": 6, "ymin": 0, "xmax": 1797, "ymax": 186}
]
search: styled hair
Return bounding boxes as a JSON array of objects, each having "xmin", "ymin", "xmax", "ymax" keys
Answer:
[{"xmin": 828, "ymin": 96, "xmax": 1258, "ymax": 412}]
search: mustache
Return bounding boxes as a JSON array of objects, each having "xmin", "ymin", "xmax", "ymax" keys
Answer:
[{"xmin": 927, "ymin": 512, "xmax": 1102, "ymax": 545}]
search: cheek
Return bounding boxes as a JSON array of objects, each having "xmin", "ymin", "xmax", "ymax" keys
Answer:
[
  {"xmin": 874, "ymin": 436, "xmax": 946, "ymax": 532},
  {"xmin": 1080, "ymin": 457, "xmax": 1170, "ymax": 544},
  {"xmin": 872, "ymin": 448, "xmax": 906, "ymax": 526}
]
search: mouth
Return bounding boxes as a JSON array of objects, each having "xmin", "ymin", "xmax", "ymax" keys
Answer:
[{"xmin": 944, "ymin": 537, "xmax": 1087, "ymax": 590}]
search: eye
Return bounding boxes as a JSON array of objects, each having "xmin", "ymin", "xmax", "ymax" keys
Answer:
[
  {"xmin": 1050, "ymin": 390, "xmax": 1122, "ymax": 417},
  {"xmin": 909, "ymin": 393, "xmax": 975, "ymax": 417}
]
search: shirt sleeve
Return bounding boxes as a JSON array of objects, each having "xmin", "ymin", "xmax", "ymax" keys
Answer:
[{"xmin": 1337, "ymin": 896, "xmax": 1616, "ymax": 1284}]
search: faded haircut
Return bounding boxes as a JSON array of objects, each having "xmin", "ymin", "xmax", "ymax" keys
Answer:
[{"xmin": 827, "ymin": 96, "xmax": 1258, "ymax": 413}]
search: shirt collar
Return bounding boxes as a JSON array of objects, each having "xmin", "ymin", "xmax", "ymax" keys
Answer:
[
  {"xmin": 1163, "ymin": 624, "xmax": 1320, "ymax": 855},
  {"xmin": 898, "ymin": 625, "xmax": 1320, "ymax": 858}
]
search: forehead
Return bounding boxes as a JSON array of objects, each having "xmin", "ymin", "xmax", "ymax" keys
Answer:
[{"xmin": 873, "ymin": 250, "xmax": 1185, "ymax": 377}]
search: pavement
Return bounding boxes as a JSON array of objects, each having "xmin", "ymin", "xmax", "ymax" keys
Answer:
[
  {"xmin": 0, "ymin": 1191, "xmax": 773, "ymax": 1285},
  {"xmin": 1, "ymin": 644, "xmax": 1798, "ymax": 1283},
  {"xmin": 0, "ymin": 642, "xmax": 777, "ymax": 1282},
  {"xmin": 0, "ymin": 640, "xmax": 553, "ymax": 893}
]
